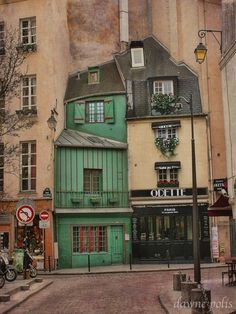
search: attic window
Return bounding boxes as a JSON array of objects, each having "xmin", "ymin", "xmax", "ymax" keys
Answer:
[
  {"xmin": 130, "ymin": 41, "xmax": 144, "ymax": 68},
  {"xmin": 88, "ymin": 66, "xmax": 100, "ymax": 84}
]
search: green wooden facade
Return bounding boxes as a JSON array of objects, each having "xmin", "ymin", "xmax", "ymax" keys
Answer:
[{"xmin": 55, "ymin": 65, "xmax": 131, "ymax": 268}]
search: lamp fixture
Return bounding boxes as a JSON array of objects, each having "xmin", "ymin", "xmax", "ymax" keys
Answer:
[
  {"xmin": 194, "ymin": 29, "xmax": 222, "ymax": 64},
  {"xmin": 47, "ymin": 110, "xmax": 57, "ymax": 131}
]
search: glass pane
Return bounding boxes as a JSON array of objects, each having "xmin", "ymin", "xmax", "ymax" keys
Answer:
[
  {"xmin": 31, "ymin": 167, "xmax": 36, "ymax": 177},
  {"xmin": 21, "ymin": 143, "xmax": 28, "ymax": 154},
  {"xmin": 31, "ymin": 179, "xmax": 36, "ymax": 190},
  {"xmin": 31, "ymin": 143, "xmax": 36, "ymax": 153},
  {"xmin": 148, "ymin": 216, "xmax": 154, "ymax": 240},
  {"xmin": 22, "ymin": 155, "xmax": 28, "ymax": 165},
  {"xmin": 22, "ymin": 179, "xmax": 28, "ymax": 191},
  {"xmin": 140, "ymin": 217, "xmax": 146, "ymax": 240},
  {"xmin": 31, "ymin": 155, "xmax": 36, "ymax": 165},
  {"xmin": 156, "ymin": 217, "xmax": 162, "ymax": 240},
  {"xmin": 22, "ymin": 167, "xmax": 28, "ymax": 178},
  {"xmin": 22, "ymin": 20, "xmax": 29, "ymax": 28},
  {"xmin": 187, "ymin": 216, "xmax": 192, "ymax": 240}
]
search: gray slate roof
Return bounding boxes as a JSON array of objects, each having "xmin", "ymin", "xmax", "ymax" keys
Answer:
[
  {"xmin": 115, "ymin": 36, "xmax": 202, "ymax": 117},
  {"xmin": 65, "ymin": 60, "xmax": 125, "ymax": 102},
  {"xmin": 55, "ymin": 129, "xmax": 127, "ymax": 149}
]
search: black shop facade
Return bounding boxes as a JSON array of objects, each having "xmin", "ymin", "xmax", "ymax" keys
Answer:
[{"xmin": 131, "ymin": 187, "xmax": 211, "ymax": 263}]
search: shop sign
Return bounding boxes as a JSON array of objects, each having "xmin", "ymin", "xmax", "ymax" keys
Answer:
[
  {"xmin": 211, "ymin": 226, "xmax": 219, "ymax": 258},
  {"xmin": 161, "ymin": 207, "xmax": 179, "ymax": 214},
  {"xmin": 151, "ymin": 188, "xmax": 185, "ymax": 197},
  {"xmin": 43, "ymin": 187, "xmax": 52, "ymax": 198},
  {"xmin": 39, "ymin": 220, "xmax": 50, "ymax": 229},
  {"xmin": 213, "ymin": 178, "xmax": 227, "ymax": 192},
  {"xmin": 16, "ymin": 205, "xmax": 35, "ymax": 224}
]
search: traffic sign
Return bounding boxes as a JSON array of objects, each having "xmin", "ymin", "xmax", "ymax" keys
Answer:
[
  {"xmin": 39, "ymin": 210, "xmax": 49, "ymax": 221},
  {"xmin": 16, "ymin": 205, "xmax": 35, "ymax": 224},
  {"xmin": 39, "ymin": 220, "xmax": 50, "ymax": 229}
]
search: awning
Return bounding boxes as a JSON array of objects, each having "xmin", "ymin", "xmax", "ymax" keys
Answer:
[
  {"xmin": 208, "ymin": 195, "xmax": 232, "ymax": 217},
  {"xmin": 151, "ymin": 120, "xmax": 181, "ymax": 129},
  {"xmin": 155, "ymin": 161, "xmax": 181, "ymax": 170}
]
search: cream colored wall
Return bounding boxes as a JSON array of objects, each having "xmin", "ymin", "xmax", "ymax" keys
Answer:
[
  {"xmin": 0, "ymin": 0, "xmax": 70, "ymax": 198},
  {"xmin": 128, "ymin": 117, "xmax": 209, "ymax": 190}
]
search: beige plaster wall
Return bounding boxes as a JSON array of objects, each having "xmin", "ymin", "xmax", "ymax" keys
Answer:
[
  {"xmin": 0, "ymin": 0, "xmax": 70, "ymax": 198},
  {"xmin": 128, "ymin": 117, "xmax": 209, "ymax": 190}
]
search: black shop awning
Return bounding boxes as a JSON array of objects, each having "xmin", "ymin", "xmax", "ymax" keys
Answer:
[{"xmin": 208, "ymin": 195, "xmax": 232, "ymax": 217}]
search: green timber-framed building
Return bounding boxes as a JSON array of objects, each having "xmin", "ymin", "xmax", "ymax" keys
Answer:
[{"xmin": 54, "ymin": 60, "xmax": 132, "ymax": 268}]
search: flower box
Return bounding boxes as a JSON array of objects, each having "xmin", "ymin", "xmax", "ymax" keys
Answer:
[
  {"xmin": 71, "ymin": 197, "xmax": 82, "ymax": 203},
  {"xmin": 90, "ymin": 196, "xmax": 101, "ymax": 204},
  {"xmin": 109, "ymin": 197, "xmax": 118, "ymax": 204},
  {"xmin": 157, "ymin": 180, "xmax": 179, "ymax": 188}
]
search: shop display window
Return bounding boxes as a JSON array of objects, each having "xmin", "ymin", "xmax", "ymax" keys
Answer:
[
  {"xmin": 15, "ymin": 216, "xmax": 43, "ymax": 255},
  {"xmin": 136, "ymin": 215, "xmax": 192, "ymax": 241},
  {"xmin": 0, "ymin": 232, "xmax": 9, "ymax": 251}
]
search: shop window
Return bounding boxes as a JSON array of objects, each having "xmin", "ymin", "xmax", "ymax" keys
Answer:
[
  {"xmin": 83, "ymin": 169, "xmax": 102, "ymax": 193},
  {"xmin": 72, "ymin": 225, "xmax": 107, "ymax": 253},
  {"xmin": 0, "ymin": 232, "xmax": 9, "ymax": 251},
  {"xmin": 138, "ymin": 215, "xmax": 188, "ymax": 241},
  {"xmin": 15, "ymin": 216, "xmax": 43, "ymax": 255},
  {"xmin": 187, "ymin": 216, "xmax": 193, "ymax": 240}
]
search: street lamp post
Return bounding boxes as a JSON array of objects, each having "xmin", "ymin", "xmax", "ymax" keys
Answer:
[{"xmin": 178, "ymin": 95, "xmax": 201, "ymax": 284}]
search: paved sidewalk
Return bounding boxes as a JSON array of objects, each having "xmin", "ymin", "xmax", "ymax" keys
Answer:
[
  {"xmin": 0, "ymin": 263, "xmax": 234, "ymax": 314},
  {"xmin": 38, "ymin": 262, "xmax": 227, "ymax": 275}
]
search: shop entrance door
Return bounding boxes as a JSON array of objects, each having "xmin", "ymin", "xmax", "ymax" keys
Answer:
[{"xmin": 111, "ymin": 225, "xmax": 124, "ymax": 264}]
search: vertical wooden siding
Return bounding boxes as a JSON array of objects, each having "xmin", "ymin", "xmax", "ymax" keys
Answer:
[{"xmin": 55, "ymin": 147, "xmax": 128, "ymax": 207}]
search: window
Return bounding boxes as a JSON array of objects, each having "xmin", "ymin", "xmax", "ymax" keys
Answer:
[
  {"xmin": 0, "ymin": 144, "xmax": 4, "ymax": 192},
  {"xmin": 88, "ymin": 67, "xmax": 100, "ymax": 84},
  {"xmin": 0, "ymin": 95, "xmax": 5, "ymax": 112},
  {"xmin": 20, "ymin": 141, "xmax": 36, "ymax": 191},
  {"xmin": 73, "ymin": 225, "xmax": 107, "ymax": 253},
  {"xmin": 155, "ymin": 162, "xmax": 181, "ymax": 187},
  {"xmin": 84, "ymin": 169, "xmax": 102, "ymax": 193},
  {"xmin": 20, "ymin": 17, "xmax": 36, "ymax": 46},
  {"xmin": 131, "ymin": 47, "xmax": 144, "ymax": 67},
  {"xmin": 0, "ymin": 22, "xmax": 4, "ymax": 55},
  {"xmin": 21, "ymin": 75, "xmax": 37, "ymax": 110},
  {"xmin": 137, "ymin": 215, "xmax": 187, "ymax": 241},
  {"xmin": 153, "ymin": 80, "xmax": 173, "ymax": 95},
  {"xmin": 86, "ymin": 101, "xmax": 104, "ymax": 123},
  {"xmin": 157, "ymin": 126, "xmax": 177, "ymax": 139}
]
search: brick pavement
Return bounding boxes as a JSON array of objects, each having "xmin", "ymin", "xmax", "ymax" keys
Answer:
[{"xmin": 0, "ymin": 264, "xmax": 235, "ymax": 314}]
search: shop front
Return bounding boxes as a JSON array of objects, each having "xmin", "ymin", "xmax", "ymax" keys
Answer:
[{"xmin": 132, "ymin": 203, "xmax": 210, "ymax": 262}]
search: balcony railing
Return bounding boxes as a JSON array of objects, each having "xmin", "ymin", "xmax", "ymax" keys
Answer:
[{"xmin": 55, "ymin": 191, "xmax": 129, "ymax": 208}]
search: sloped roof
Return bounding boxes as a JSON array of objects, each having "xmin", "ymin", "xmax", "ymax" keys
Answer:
[
  {"xmin": 65, "ymin": 60, "xmax": 125, "ymax": 102},
  {"xmin": 55, "ymin": 129, "xmax": 127, "ymax": 149},
  {"xmin": 115, "ymin": 36, "xmax": 202, "ymax": 117}
]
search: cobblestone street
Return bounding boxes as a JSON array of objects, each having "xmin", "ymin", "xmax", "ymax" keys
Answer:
[{"xmin": 6, "ymin": 267, "xmax": 236, "ymax": 314}]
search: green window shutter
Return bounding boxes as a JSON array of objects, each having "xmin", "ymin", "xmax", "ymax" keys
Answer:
[
  {"xmin": 74, "ymin": 101, "xmax": 85, "ymax": 124},
  {"xmin": 104, "ymin": 100, "xmax": 114, "ymax": 124}
]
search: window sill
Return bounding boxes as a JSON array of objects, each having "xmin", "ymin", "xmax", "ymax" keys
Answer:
[
  {"xmin": 16, "ymin": 108, "xmax": 37, "ymax": 116},
  {"xmin": 17, "ymin": 191, "xmax": 38, "ymax": 197},
  {"xmin": 17, "ymin": 44, "xmax": 37, "ymax": 53}
]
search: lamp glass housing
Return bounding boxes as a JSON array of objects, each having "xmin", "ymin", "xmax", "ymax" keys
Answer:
[{"xmin": 194, "ymin": 42, "xmax": 207, "ymax": 64}]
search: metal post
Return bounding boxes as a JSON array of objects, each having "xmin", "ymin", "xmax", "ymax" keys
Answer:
[
  {"xmin": 129, "ymin": 253, "xmax": 132, "ymax": 270},
  {"xmin": 190, "ymin": 95, "xmax": 201, "ymax": 284},
  {"xmin": 88, "ymin": 254, "xmax": 90, "ymax": 272}
]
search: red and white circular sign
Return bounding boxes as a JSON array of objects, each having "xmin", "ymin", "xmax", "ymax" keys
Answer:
[
  {"xmin": 39, "ymin": 210, "xmax": 49, "ymax": 221},
  {"xmin": 16, "ymin": 205, "xmax": 35, "ymax": 224}
]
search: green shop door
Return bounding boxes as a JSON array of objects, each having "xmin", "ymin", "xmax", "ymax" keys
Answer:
[{"xmin": 111, "ymin": 225, "xmax": 124, "ymax": 264}]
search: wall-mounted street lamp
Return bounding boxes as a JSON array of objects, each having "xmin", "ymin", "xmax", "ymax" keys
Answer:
[
  {"xmin": 178, "ymin": 95, "xmax": 201, "ymax": 284},
  {"xmin": 47, "ymin": 110, "xmax": 57, "ymax": 131},
  {"xmin": 194, "ymin": 29, "xmax": 222, "ymax": 64}
]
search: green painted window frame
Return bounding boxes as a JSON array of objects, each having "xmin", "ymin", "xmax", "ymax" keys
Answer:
[
  {"xmin": 83, "ymin": 168, "xmax": 102, "ymax": 193},
  {"xmin": 72, "ymin": 225, "xmax": 108, "ymax": 253}
]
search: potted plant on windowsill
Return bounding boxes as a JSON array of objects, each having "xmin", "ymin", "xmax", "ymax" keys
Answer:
[
  {"xmin": 157, "ymin": 180, "xmax": 179, "ymax": 188},
  {"xmin": 151, "ymin": 93, "xmax": 180, "ymax": 115},
  {"xmin": 90, "ymin": 196, "xmax": 101, "ymax": 204},
  {"xmin": 155, "ymin": 137, "xmax": 179, "ymax": 157}
]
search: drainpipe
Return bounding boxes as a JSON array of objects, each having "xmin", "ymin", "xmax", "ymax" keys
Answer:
[{"xmin": 119, "ymin": 0, "xmax": 129, "ymax": 51}]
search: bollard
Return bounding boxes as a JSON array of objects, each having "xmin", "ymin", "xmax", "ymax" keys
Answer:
[
  {"xmin": 88, "ymin": 254, "xmax": 90, "ymax": 272},
  {"xmin": 191, "ymin": 288, "xmax": 211, "ymax": 314},
  {"xmin": 173, "ymin": 272, "xmax": 186, "ymax": 291},
  {"xmin": 181, "ymin": 281, "xmax": 198, "ymax": 304},
  {"xmin": 129, "ymin": 253, "xmax": 132, "ymax": 270},
  {"xmin": 48, "ymin": 256, "xmax": 51, "ymax": 272}
]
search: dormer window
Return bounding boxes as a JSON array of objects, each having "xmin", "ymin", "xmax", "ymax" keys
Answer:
[
  {"xmin": 154, "ymin": 80, "xmax": 173, "ymax": 95},
  {"xmin": 130, "ymin": 41, "xmax": 144, "ymax": 68},
  {"xmin": 88, "ymin": 66, "xmax": 100, "ymax": 84}
]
